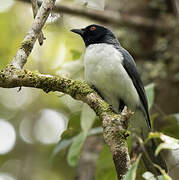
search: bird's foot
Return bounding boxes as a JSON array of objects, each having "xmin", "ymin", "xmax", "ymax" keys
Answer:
[{"xmin": 109, "ymin": 105, "xmax": 116, "ymax": 113}]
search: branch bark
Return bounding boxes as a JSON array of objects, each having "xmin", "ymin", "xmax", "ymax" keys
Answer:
[
  {"xmin": 17, "ymin": 0, "xmax": 175, "ymax": 33},
  {"xmin": 31, "ymin": 0, "xmax": 45, "ymax": 45},
  {"xmin": 12, "ymin": 0, "xmax": 56, "ymax": 69},
  {"xmin": 0, "ymin": 66, "xmax": 132, "ymax": 179}
]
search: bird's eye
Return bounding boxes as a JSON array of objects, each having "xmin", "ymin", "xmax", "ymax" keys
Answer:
[{"xmin": 90, "ymin": 26, "xmax": 96, "ymax": 31}]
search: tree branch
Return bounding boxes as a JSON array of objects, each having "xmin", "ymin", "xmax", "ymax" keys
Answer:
[
  {"xmin": 0, "ymin": 66, "xmax": 132, "ymax": 179},
  {"xmin": 12, "ymin": 0, "xmax": 56, "ymax": 69},
  {"xmin": 31, "ymin": 0, "xmax": 45, "ymax": 45},
  {"xmin": 17, "ymin": 0, "xmax": 175, "ymax": 33}
]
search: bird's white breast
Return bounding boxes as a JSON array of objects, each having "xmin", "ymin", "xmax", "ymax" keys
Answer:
[{"xmin": 84, "ymin": 43, "xmax": 140, "ymax": 112}]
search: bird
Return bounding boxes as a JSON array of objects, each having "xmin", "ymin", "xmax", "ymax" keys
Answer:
[{"xmin": 71, "ymin": 24, "xmax": 167, "ymax": 173}]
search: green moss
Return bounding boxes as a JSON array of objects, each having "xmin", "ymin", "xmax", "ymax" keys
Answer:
[
  {"xmin": 96, "ymin": 103, "xmax": 110, "ymax": 116},
  {"xmin": 0, "ymin": 66, "xmax": 127, "ymax": 133},
  {"xmin": 66, "ymin": 80, "xmax": 94, "ymax": 98},
  {"xmin": 20, "ymin": 39, "xmax": 33, "ymax": 56}
]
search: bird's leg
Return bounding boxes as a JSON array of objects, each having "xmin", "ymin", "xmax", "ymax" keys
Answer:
[
  {"xmin": 109, "ymin": 105, "xmax": 116, "ymax": 113},
  {"xmin": 118, "ymin": 99, "xmax": 125, "ymax": 113}
]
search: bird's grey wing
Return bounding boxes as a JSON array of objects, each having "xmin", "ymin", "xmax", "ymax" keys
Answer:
[{"xmin": 120, "ymin": 47, "xmax": 151, "ymax": 128}]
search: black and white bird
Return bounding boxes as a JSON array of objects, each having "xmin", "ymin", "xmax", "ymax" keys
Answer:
[{"xmin": 71, "ymin": 24, "xmax": 167, "ymax": 173}]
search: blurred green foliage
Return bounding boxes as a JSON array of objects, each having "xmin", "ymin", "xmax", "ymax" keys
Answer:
[
  {"xmin": 95, "ymin": 145, "xmax": 117, "ymax": 180},
  {"xmin": 123, "ymin": 155, "xmax": 141, "ymax": 180}
]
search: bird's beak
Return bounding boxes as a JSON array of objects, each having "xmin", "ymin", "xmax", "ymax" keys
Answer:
[{"xmin": 71, "ymin": 28, "xmax": 84, "ymax": 36}]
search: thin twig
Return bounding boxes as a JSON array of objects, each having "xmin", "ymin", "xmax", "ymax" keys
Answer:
[
  {"xmin": 31, "ymin": 0, "xmax": 45, "ymax": 45},
  {"xmin": 17, "ymin": 0, "xmax": 175, "ymax": 33},
  {"xmin": 11, "ymin": 0, "xmax": 56, "ymax": 69}
]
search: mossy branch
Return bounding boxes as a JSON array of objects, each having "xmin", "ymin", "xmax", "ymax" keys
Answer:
[{"xmin": 0, "ymin": 65, "xmax": 132, "ymax": 179}]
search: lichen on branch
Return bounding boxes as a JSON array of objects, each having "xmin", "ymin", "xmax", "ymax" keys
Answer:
[
  {"xmin": 0, "ymin": 65, "xmax": 132, "ymax": 179},
  {"xmin": 0, "ymin": 66, "xmax": 114, "ymax": 117}
]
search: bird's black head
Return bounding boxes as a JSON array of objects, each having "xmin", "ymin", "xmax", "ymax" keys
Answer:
[{"xmin": 71, "ymin": 24, "xmax": 119, "ymax": 47}]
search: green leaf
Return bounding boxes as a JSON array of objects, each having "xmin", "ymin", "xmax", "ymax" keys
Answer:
[
  {"xmin": 162, "ymin": 114, "xmax": 179, "ymax": 138},
  {"xmin": 154, "ymin": 164, "xmax": 172, "ymax": 180},
  {"xmin": 95, "ymin": 145, "xmax": 117, "ymax": 180},
  {"xmin": 61, "ymin": 111, "xmax": 81, "ymax": 139},
  {"xmin": 52, "ymin": 127, "xmax": 102, "ymax": 163},
  {"xmin": 145, "ymin": 83, "xmax": 155, "ymax": 109},
  {"xmin": 81, "ymin": 103, "xmax": 96, "ymax": 133},
  {"xmin": 51, "ymin": 139, "xmax": 74, "ymax": 160},
  {"xmin": 150, "ymin": 113, "xmax": 159, "ymax": 129},
  {"xmin": 123, "ymin": 154, "xmax": 141, "ymax": 180},
  {"xmin": 67, "ymin": 131, "xmax": 87, "ymax": 167},
  {"xmin": 66, "ymin": 104, "xmax": 96, "ymax": 167},
  {"xmin": 146, "ymin": 132, "xmax": 179, "ymax": 155},
  {"xmin": 162, "ymin": 125, "xmax": 179, "ymax": 139}
]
